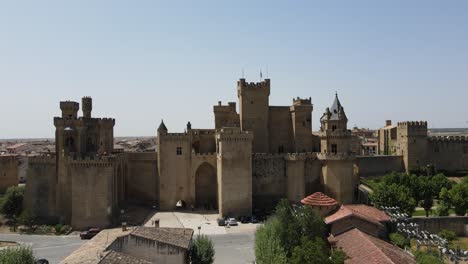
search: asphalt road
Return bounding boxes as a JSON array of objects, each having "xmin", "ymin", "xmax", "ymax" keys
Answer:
[
  {"xmin": 208, "ymin": 233, "xmax": 256, "ymax": 264},
  {"xmin": 0, "ymin": 231, "xmax": 255, "ymax": 264},
  {"xmin": 0, "ymin": 233, "xmax": 85, "ymax": 264}
]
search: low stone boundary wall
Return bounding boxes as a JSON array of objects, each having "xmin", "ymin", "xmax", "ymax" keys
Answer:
[{"xmin": 411, "ymin": 216, "xmax": 468, "ymax": 236}]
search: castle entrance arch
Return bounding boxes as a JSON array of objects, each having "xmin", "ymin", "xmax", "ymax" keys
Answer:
[{"xmin": 195, "ymin": 162, "xmax": 217, "ymax": 209}]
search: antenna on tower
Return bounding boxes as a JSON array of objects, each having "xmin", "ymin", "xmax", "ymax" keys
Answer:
[
  {"xmin": 260, "ymin": 69, "xmax": 263, "ymax": 81},
  {"xmin": 266, "ymin": 65, "xmax": 269, "ymax": 78},
  {"xmin": 241, "ymin": 68, "xmax": 244, "ymax": 78}
]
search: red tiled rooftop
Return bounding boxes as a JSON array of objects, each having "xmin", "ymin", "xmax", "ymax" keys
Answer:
[
  {"xmin": 329, "ymin": 228, "xmax": 416, "ymax": 264},
  {"xmin": 325, "ymin": 204, "xmax": 390, "ymax": 225},
  {"xmin": 301, "ymin": 192, "xmax": 339, "ymax": 207}
]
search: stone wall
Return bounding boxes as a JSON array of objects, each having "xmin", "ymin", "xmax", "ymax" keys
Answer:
[
  {"xmin": 217, "ymin": 128, "xmax": 253, "ymax": 217},
  {"xmin": 23, "ymin": 156, "xmax": 56, "ymax": 222},
  {"xmin": 427, "ymin": 137, "xmax": 468, "ymax": 172},
  {"xmin": 157, "ymin": 133, "xmax": 192, "ymax": 210},
  {"xmin": 70, "ymin": 160, "xmax": 115, "ymax": 229},
  {"xmin": 126, "ymin": 152, "xmax": 158, "ymax": 205},
  {"xmin": 0, "ymin": 155, "xmax": 18, "ymax": 192},
  {"xmin": 252, "ymin": 154, "xmax": 286, "ymax": 210},
  {"xmin": 411, "ymin": 216, "xmax": 468, "ymax": 236},
  {"xmin": 355, "ymin": 155, "xmax": 404, "ymax": 177},
  {"xmin": 268, "ymin": 106, "xmax": 293, "ymax": 153}
]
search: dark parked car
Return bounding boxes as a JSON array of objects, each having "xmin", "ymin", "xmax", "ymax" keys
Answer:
[
  {"xmin": 217, "ymin": 217, "xmax": 227, "ymax": 226},
  {"xmin": 240, "ymin": 216, "xmax": 250, "ymax": 223},
  {"xmin": 80, "ymin": 227, "xmax": 101, "ymax": 239},
  {"xmin": 250, "ymin": 215, "xmax": 259, "ymax": 223},
  {"xmin": 36, "ymin": 260, "xmax": 49, "ymax": 264}
]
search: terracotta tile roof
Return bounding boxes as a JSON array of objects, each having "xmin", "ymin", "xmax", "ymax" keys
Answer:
[
  {"xmin": 98, "ymin": 250, "xmax": 151, "ymax": 264},
  {"xmin": 329, "ymin": 228, "xmax": 416, "ymax": 264},
  {"xmin": 325, "ymin": 205, "xmax": 390, "ymax": 226},
  {"xmin": 301, "ymin": 192, "xmax": 339, "ymax": 207},
  {"xmin": 131, "ymin": 227, "xmax": 193, "ymax": 249}
]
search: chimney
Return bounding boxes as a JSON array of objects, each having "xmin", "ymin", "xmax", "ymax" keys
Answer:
[
  {"xmin": 386, "ymin": 120, "xmax": 392, "ymax": 126},
  {"xmin": 154, "ymin": 219, "xmax": 160, "ymax": 228}
]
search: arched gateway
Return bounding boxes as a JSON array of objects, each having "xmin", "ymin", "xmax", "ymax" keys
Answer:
[{"xmin": 195, "ymin": 163, "xmax": 217, "ymax": 209}]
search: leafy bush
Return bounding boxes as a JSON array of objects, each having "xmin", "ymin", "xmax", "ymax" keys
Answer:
[
  {"xmin": 0, "ymin": 245, "xmax": 35, "ymax": 264},
  {"xmin": 189, "ymin": 234, "xmax": 215, "ymax": 264},
  {"xmin": 414, "ymin": 250, "xmax": 443, "ymax": 264},
  {"xmin": 18, "ymin": 210, "xmax": 36, "ymax": 231},
  {"xmin": 255, "ymin": 217, "xmax": 287, "ymax": 264},
  {"xmin": 438, "ymin": 229, "xmax": 457, "ymax": 243},
  {"xmin": 389, "ymin": 233, "xmax": 410, "ymax": 249},
  {"xmin": 54, "ymin": 224, "xmax": 72, "ymax": 235},
  {"xmin": 255, "ymin": 199, "xmax": 344, "ymax": 264},
  {"xmin": 0, "ymin": 186, "xmax": 25, "ymax": 218}
]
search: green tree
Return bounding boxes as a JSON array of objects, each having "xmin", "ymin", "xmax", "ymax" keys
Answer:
[
  {"xmin": 389, "ymin": 233, "xmax": 410, "ymax": 249},
  {"xmin": 0, "ymin": 186, "xmax": 25, "ymax": 218},
  {"xmin": 420, "ymin": 180, "xmax": 434, "ymax": 217},
  {"xmin": 414, "ymin": 250, "xmax": 443, "ymax": 264},
  {"xmin": 18, "ymin": 210, "xmax": 37, "ymax": 232},
  {"xmin": 290, "ymin": 237, "xmax": 330, "ymax": 264},
  {"xmin": 189, "ymin": 235, "xmax": 215, "ymax": 264},
  {"xmin": 448, "ymin": 178, "xmax": 468, "ymax": 216},
  {"xmin": 438, "ymin": 229, "xmax": 457, "ymax": 243},
  {"xmin": 370, "ymin": 183, "xmax": 417, "ymax": 215},
  {"xmin": 255, "ymin": 217, "xmax": 287, "ymax": 264},
  {"xmin": 0, "ymin": 245, "xmax": 35, "ymax": 264}
]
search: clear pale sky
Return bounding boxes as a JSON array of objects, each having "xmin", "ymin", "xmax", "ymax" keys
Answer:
[{"xmin": 1, "ymin": 1, "xmax": 467, "ymax": 139}]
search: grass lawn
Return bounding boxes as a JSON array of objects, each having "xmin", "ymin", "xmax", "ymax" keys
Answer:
[{"xmin": 451, "ymin": 237, "xmax": 468, "ymax": 250}]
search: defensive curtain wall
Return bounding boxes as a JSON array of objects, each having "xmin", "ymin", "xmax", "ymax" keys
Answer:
[
  {"xmin": 355, "ymin": 155, "xmax": 405, "ymax": 177},
  {"xmin": 23, "ymin": 156, "xmax": 57, "ymax": 223},
  {"xmin": 252, "ymin": 153, "xmax": 322, "ymax": 211},
  {"xmin": 427, "ymin": 136, "xmax": 468, "ymax": 173}
]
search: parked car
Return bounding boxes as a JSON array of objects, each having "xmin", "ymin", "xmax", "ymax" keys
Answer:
[
  {"xmin": 217, "ymin": 217, "xmax": 227, "ymax": 226},
  {"xmin": 240, "ymin": 216, "xmax": 250, "ymax": 224},
  {"xmin": 36, "ymin": 260, "xmax": 49, "ymax": 264},
  {"xmin": 80, "ymin": 227, "xmax": 101, "ymax": 239},
  {"xmin": 227, "ymin": 218, "xmax": 238, "ymax": 226},
  {"xmin": 250, "ymin": 215, "xmax": 259, "ymax": 223}
]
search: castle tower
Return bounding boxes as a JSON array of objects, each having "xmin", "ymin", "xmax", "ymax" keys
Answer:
[
  {"xmin": 290, "ymin": 97, "xmax": 313, "ymax": 152},
  {"xmin": 318, "ymin": 94, "xmax": 356, "ymax": 204},
  {"xmin": 237, "ymin": 78, "xmax": 270, "ymax": 153},
  {"xmin": 216, "ymin": 127, "xmax": 253, "ymax": 217},
  {"xmin": 396, "ymin": 121, "xmax": 428, "ymax": 172},
  {"xmin": 60, "ymin": 101, "xmax": 79, "ymax": 119},
  {"xmin": 82, "ymin": 97, "xmax": 92, "ymax": 118}
]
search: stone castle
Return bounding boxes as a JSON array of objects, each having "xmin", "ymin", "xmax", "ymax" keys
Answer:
[
  {"xmin": 24, "ymin": 79, "xmax": 357, "ymax": 229},
  {"xmin": 23, "ymin": 78, "xmax": 467, "ymax": 229},
  {"xmin": 378, "ymin": 120, "xmax": 468, "ymax": 172}
]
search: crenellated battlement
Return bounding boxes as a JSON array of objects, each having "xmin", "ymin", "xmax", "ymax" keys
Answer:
[
  {"xmin": 28, "ymin": 155, "xmax": 56, "ymax": 164},
  {"xmin": 292, "ymin": 97, "xmax": 312, "ymax": 106},
  {"xmin": 214, "ymin": 101, "xmax": 237, "ymax": 113},
  {"xmin": 60, "ymin": 101, "xmax": 79, "ymax": 111},
  {"xmin": 252, "ymin": 153, "xmax": 287, "ymax": 158},
  {"xmin": 193, "ymin": 152, "xmax": 217, "ymax": 157},
  {"xmin": 237, "ymin": 78, "xmax": 270, "ymax": 96},
  {"xmin": 68, "ymin": 155, "xmax": 116, "ymax": 167},
  {"xmin": 429, "ymin": 136, "xmax": 468, "ymax": 142},
  {"xmin": 160, "ymin": 132, "xmax": 191, "ymax": 141},
  {"xmin": 216, "ymin": 127, "xmax": 253, "ymax": 141},
  {"xmin": 190, "ymin": 129, "xmax": 216, "ymax": 136},
  {"xmin": 317, "ymin": 152, "xmax": 356, "ymax": 161},
  {"xmin": 397, "ymin": 121, "xmax": 428, "ymax": 127}
]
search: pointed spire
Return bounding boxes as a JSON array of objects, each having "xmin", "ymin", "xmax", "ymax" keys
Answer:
[{"xmin": 158, "ymin": 119, "xmax": 168, "ymax": 132}]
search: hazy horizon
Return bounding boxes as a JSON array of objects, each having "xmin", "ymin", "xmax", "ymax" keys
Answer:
[{"xmin": 1, "ymin": 1, "xmax": 468, "ymax": 138}]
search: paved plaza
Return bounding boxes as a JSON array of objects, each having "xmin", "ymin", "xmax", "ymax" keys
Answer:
[{"xmin": 144, "ymin": 210, "xmax": 261, "ymax": 235}]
